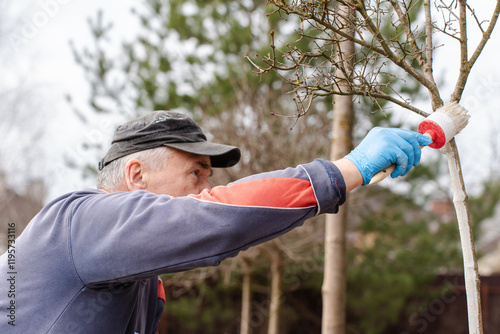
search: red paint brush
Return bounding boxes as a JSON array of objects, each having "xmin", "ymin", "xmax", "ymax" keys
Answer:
[{"xmin": 369, "ymin": 102, "xmax": 470, "ymax": 184}]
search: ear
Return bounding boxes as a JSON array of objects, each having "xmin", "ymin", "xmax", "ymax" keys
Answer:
[{"xmin": 124, "ymin": 159, "xmax": 147, "ymax": 191}]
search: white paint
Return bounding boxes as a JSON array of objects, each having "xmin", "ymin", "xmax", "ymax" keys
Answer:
[{"xmin": 442, "ymin": 142, "xmax": 483, "ymax": 334}]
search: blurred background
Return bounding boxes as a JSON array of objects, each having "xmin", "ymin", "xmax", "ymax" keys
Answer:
[{"xmin": 1, "ymin": 1, "xmax": 500, "ymax": 333}]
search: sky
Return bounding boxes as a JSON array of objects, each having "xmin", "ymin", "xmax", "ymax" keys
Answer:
[
  {"xmin": 1, "ymin": 0, "xmax": 500, "ymax": 202},
  {"xmin": 1, "ymin": 0, "xmax": 138, "ymax": 201}
]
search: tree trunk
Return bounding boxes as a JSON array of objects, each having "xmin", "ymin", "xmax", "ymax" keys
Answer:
[
  {"xmin": 322, "ymin": 3, "xmax": 355, "ymax": 333},
  {"xmin": 442, "ymin": 139, "xmax": 483, "ymax": 334},
  {"xmin": 241, "ymin": 258, "xmax": 252, "ymax": 334},
  {"xmin": 268, "ymin": 246, "xmax": 283, "ymax": 334}
]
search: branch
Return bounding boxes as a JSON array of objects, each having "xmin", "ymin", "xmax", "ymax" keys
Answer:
[
  {"xmin": 423, "ymin": 1, "xmax": 434, "ymax": 79},
  {"xmin": 305, "ymin": 85, "xmax": 429, "ymax": 117},
  {"xmin": 271, "ymin": 0, "xmax": 437, "ymax": 97},
  {"xmin": 355, "ymin": 3, "xmax": 442, "ymax": 104},
  {"xmin": 353, "ymin": 90, "xmax": 429, "ymax": 117},
  {"xmin": 422, "ymin": 0, "xmax": 443, "ymax": 110},
  {"xmin": 469, "ymin": 1, "xmax": 500, "ymax": 69},
  {"xmin": 433, "ymin": 1, "xmax": 461, "ymax": 41},
  {"xmin": 451, "ymin": 0, "xmax": 468, "ymax": 103},
  {"xmin": 451, "ymin": 0, "xmax": 500, "ymax": 102},
  {"xmin": 466, "ymin": 3, "xmax": 485, "ymax": 34},
  {"xmin": 270, "ymin": 1, "xmax": 409, "ymax": 70},
  {"xmin": 261, "ymin": 1, "xmax": 440, "ymax": 117},
  {"xmin": 388, "ymin": 0, "xmax": 426, "ymax": 69}
]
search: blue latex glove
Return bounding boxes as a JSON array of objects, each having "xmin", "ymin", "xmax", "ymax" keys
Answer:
[{"xmin": 345, "ymin": 127, "xmax": 433, "ymax": 185}]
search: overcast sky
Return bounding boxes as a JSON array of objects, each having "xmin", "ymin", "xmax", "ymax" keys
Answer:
[
  {"xmin": 1, "ymin": 0, "xmax": 500, "ymax": 201},
  {"xmin": 1, "ymin": 0, "xmax": 138, "ymax": 200}
]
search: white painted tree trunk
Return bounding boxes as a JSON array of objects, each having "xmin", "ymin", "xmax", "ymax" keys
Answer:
[{"xmin": 442, "ymin": 139, "xmax": 483, "ymax": 334}]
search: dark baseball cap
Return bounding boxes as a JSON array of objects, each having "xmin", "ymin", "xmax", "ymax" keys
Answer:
[{"xmin": 98, "ymin": 111, "xmax": 241, "ymax": 171}]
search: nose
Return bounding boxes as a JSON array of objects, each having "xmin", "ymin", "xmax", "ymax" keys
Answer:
[{"xmin": 200, "ymin": 179, "xmax": 212, "ymax": 192}]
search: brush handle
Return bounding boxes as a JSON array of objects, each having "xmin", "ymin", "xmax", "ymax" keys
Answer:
[
  {"xmin": 368, "ymin": 164, "xmax": 397, "ymax": 185},
  {"xmin": 368, "ymin": 132, "xmax": 432, "ymax": 185}
]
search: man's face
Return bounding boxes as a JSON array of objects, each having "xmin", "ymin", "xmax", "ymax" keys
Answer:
[{"xmin": 145, "ymin": 149, "xmax": 213, "ymax": 197}]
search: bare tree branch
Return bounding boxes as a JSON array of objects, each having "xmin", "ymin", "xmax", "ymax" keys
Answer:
[
  {"xmin": 466, "ymin": 3, "xmax": 485, "ymax": 33},
  {"xmin": 423, "ymin": 2, "xmax": 434, "ymax": 80},
  {"xmin": 355, "ymin": 3, "xmax": 439, "ymax": 95},
  {"xmin": 388, "ymin": 0, "xmax": 426, "ymax": 69},
  {"xmin": 451, "ymin": 0, "xmax": 500, "ymax": 101},
  {"xmin": 450, "ymin": 0, "xmax": 469, "ymax": 104},
  {"xmin": 261, "ymin": 0, "xmax": 442, "ymax": 116}
]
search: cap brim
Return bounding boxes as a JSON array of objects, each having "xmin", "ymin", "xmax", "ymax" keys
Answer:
[{"xmin": 163, "ymin": 142, "xmax": 241, "ymax": 168}]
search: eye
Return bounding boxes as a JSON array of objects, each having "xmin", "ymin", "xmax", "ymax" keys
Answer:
[{"xmin": 192, "ymin": 170, "xmax": 200, "ymax": 177}]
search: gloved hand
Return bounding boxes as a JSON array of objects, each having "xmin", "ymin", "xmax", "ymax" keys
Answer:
[{"xmin": 345, "ymin": 127, "xmax": 433, "ymax": 185}]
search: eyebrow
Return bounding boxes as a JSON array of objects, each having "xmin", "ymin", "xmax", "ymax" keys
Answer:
[{"xmin": 196, "ymin": 161, "xmax": 213, "ymax": 176}]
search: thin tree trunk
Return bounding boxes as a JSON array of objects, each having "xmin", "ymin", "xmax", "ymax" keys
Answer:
[
  {"xmin": 241, "ymin": 258, "xmax": 252, "ymax": 334},
  {"xmin": 322, "ymin": 3, "xmax": 355, "ymax": 333},
  {"xmin": 268, "ymin": 247, "xmax": 283, "ymax": 334},
  {"xmin": 322, "ymin": 209, "xmax": 349, "ymax": 333},
  {"xmin": 442, "ymin": 139, "xmax": 483, "ymax": 334}
]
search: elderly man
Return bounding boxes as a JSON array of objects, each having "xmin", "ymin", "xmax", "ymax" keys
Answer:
[{"xmin": 0, "ymin": 110, "xmax": 431, "ymax": 333}]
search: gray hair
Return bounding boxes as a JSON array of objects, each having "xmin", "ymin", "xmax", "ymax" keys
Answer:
[{"xmin": 97, "ymin": 146, "xmax": 174, "ymax": 191}]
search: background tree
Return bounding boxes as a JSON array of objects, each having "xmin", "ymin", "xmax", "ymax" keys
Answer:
[{"xmin": 322, "ymin": 3, "xmax": 355, "ymax": 333}]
